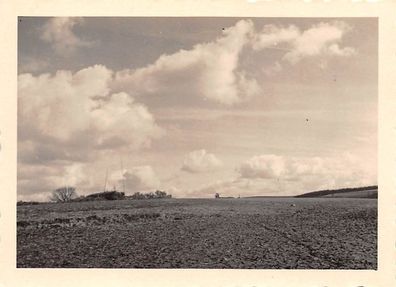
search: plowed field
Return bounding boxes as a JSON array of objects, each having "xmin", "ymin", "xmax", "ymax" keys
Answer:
[{"xmin": 17, "ymin": 198, "xmax": 377, "ymax": 269}]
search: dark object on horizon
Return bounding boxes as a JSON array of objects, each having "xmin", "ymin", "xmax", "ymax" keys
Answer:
[
  {"xmin": 86, "ymin": 190, "xmax": 125, "ymax": 201},
  {"xmin": 295, "ymin": 185, "xmax": 378, "ymax": 198},
  {"xmin": 50, "ymin": 186, "xmax": 77, "ymax": 203},
  {"xmin": 214, "ymin": 193, "xmax": 220, "ymax": 199}
]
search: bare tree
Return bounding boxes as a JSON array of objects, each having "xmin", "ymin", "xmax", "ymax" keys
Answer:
[{"xmin": 51, "ymin": 186, "xmax": 77, "ymax": 202}]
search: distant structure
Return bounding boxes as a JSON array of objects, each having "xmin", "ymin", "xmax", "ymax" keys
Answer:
[{"xmin": 214, "ymin": 192, "xmax": 220, "ymax": 199}]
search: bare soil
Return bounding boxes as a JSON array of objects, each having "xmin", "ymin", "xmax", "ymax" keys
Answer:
[{"xmin": 17, "ymin": 198, "xmax": 377, "ymax": 269}]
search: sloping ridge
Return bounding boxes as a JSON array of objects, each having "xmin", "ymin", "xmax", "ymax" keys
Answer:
[{"xmin": 295, "ymin": 185, "xmax": 378, "ymax": 198}]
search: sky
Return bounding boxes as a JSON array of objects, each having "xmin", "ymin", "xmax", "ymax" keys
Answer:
[{"xmin": 17, "ymin": 17, "xmax": 377, "ymax": 201}]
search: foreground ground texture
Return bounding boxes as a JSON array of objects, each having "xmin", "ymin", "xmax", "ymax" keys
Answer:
[{"xmin": 17, "ymin": 198, "xmax": 377, "ymax": 269}]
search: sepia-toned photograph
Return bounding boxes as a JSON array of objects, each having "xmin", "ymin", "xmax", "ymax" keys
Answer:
[{"xmin": 16, "ymin": 17, "xmax": 377, "ymax": 269}]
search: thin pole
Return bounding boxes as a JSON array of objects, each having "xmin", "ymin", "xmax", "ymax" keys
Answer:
[
  {"xmin": 103, "ymin": 168, "xmax": 108, "ymax": 192},
  {"xmin": 120, "ymin": 157, "xmax": 125, "ymax": 193}
]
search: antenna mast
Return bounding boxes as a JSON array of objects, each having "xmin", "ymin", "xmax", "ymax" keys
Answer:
[
  {"xmin": 103, "ymin": 168, "xmax": 108, "ymax": 192},
  {"xmin": 120, "ymin": 157, "xmax": 125, "ymax": 193}
]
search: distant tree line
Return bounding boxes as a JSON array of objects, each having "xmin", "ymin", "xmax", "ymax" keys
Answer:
[
  {"xmin": 17, "ymin": 185, "xmax": 176, "ymax": 205},
  {"xmin": 43, "ymin": 188, "xmax": 171, "ymax": 204},
  {"xmin": 128, "ymin": 190, "xmax": 172, "ymax": 200}
]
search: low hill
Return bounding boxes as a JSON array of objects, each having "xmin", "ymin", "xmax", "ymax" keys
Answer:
[{"xmin": 295, "ymin": 185, "xmax": 377, "ymax": 198}]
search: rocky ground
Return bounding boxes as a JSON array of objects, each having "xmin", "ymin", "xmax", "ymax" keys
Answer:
[{"xmin": 17, "ymin": 198, "xmax": 377, "ymax": 269}]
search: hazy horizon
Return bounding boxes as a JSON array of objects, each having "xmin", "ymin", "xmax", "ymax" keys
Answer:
[{"xmin": 17, "ymin": 17, "xmax": 377, "ymax": 201}]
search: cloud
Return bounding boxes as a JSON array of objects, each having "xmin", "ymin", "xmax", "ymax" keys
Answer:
[
  {"xmin": 253, "ymin": 21, "xmax": 355, "ymax": 67},
  {"xmin": 112, "ymin": 20, "xmax": 355, "ymax": 107},
  {"xmin": 18, "ymin": 19, "xmax": 363, "ymax": 201},
  {"xmin": 91, "ymin": 92, "xmax": 164, "ymax": 149},
  {"xmin": 17, "ymin": 163, "xmax": 89, "ymax": 201},
  {"xmin": 282, "ymin": 22, "xmax": 355, "ymax": 64},
  {"xmin": 41, "ymin": 17, "xmax": 91, "ymax": 55},
  {"xmin": 18, "ymin": 65, "xmax": 164, "ymax": 153},
  {"xmin": 17, "ymin": 65, "xmax": 165, "ymax": 198},
  {"xmin": 239, "ymin": 154, "xmax": 287, "ymax": 179},
  {"xmin": 238, "ymin": 153, "xmax": 376, "ymax": 189},
  {"xmin": 191, "ymin": 153, "xmax": 376, "ymax": 198},
  {"xmin": 252, "ymin": 24, "xmax": 300, "ymax": 50},
  {"xmin": 18, "ymin": 65, "xmax": 112, "ymax": 142},
  {"xmin": 181, "ymin": 149, "xmax": 223, "ymax": 173},
  {"xmin": 113, "ymin": 19, "xmax": 260, "ymax": 106},
  {"xmin": 238, "ymin": 154, "xmax": 323, "ymax": 180},
  {"xmin": 112, "ymin": 166, "xmax": 160, "ymax": 192}
]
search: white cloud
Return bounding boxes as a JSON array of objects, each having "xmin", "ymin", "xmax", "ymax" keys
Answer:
[
  {"xmin": 253, "ymin": 21, "xmax": 355, "ymax": 68},
  {"xmin": 238, "ymin": 154, "xmax": 323, "ymax": 180},
  {"xmin": 18, "ymin": 19, "xmax": 365, "ymax": 201},
  {"xmin": 41, "ymin": 17, "xmax": 91, "ymax": 55},
  {"xmin": 63, "ymin": 163, "xmax": 86, "ymax": 187},
  {"xmin": 17, "ymin": 163, "xmax": 90, "ymax": 201},
  {"xmin": 119, "ymin": 166, "xmax": 160, "ymax": 192},
  {"xmin": 113, "ymin": 20, "xmax": 260, "ymax": 106},
  {"xmin": 191, "ymin": 152, "xmax": 376, "ymax": 198},
  {"xmin": 252, "ymin": 24, "xmax": 300, "ymax": 50},
  {"xmin": 17, "ymin": 65, "xmax": 165, "ymax": 198},
  {"xmin": 18, "ymin": 65, "xmax": 163, "ymax": 149},
  {"xmin": 238, "ymin": 154, "xmax": 376, "ymax": 189},
  {"xmin": 91, "ymin": 92, "xmax": 164, "ymax": 149},
  {"xmin": 181, "ymin": 149, "xmax": 223, "ymax": 173},
  {"xmin": 282, "ymin": 22, "xmax": 355, "ymax": 64},
  {"xmin": 239, "ymin": 154, "xmax": 288, "ymax": 179},
  {"xmin": 327, "ymin": 43, "xmax": 355, "ymax": 56},
  {"xmin": 18, "ymin": 65, "xmax": 164, "ymax": 201},
  {"xmin": 112, "ymin": 20, "xmax": 355, "ymax": 105}
]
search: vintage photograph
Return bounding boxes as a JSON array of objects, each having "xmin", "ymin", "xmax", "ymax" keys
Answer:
[{"xmin": 17, "ymin": 17, "xmax": 377, "ymax": 269}]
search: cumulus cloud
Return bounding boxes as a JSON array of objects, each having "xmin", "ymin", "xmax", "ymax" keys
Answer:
[
  {"xmin": 238, "ymin": 154, "xmax": 323, "ymax": 180},
  {"xmin": 238, "ymin": 154, "xmax": 376, "ymax": 188},
  {"xmin": 283, "ymin": 22, "xmax": 355, "ymax": 64},
  {"xmin": 17, "ymin": 163, "xmax": 89, "ymax": 201},
  {"xmin": 18, "ymin": 65, "xmax": 164, "ymax": 198},
  {"xmin": 253, "ymin": 21, "xmax": 355, "ymax": 67},
  {"xmin": 18, "ymin": 65, "xmax": 163, "ymax": 152},
  {"xmin": 113, "ymin": 20, "xmax": 260, "ymax": 106},
  {"xmin": 252, "ymin": 24, "xmax": 300, "ymax": 50},
  {"xmin": 91, "ymin": 92, "xmax": 164, "ymax": 149},
  {"xmin": 192, "ymin": 153, "xmax": 376, "ymax": 198},
  {"xmin": 41, "ymin": 17, "xmax": 91, "ymax": 55},
  {"xmin": 18, "ymin": 19, "xmax": 361, "ymax": 201},
  {"xmin": 112, "ymin": 166, "xmax": 160, "ymax": 192},
  {"xmin": 111, "ymin": 20, "xmax": 354, "ymax": 106},
  {"xmin": 181, "ymin": 149, "xmax": 223, "ymax": 173}
]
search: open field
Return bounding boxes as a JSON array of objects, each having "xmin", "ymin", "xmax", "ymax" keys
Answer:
[{"xmin": 17, "ymin": 198, "xmax": 377, "ymax": 269}]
